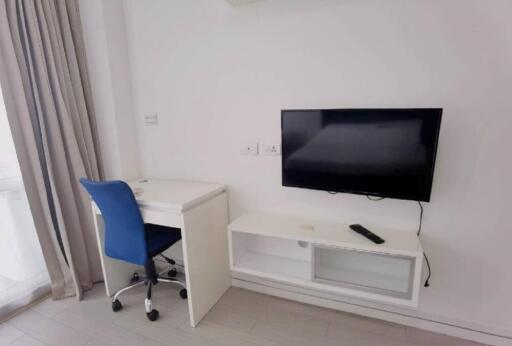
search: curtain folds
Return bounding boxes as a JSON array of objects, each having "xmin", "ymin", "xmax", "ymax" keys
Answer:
[{"xmin": 0, "ymin": 0, "xmax": 104, "ymax": 301}]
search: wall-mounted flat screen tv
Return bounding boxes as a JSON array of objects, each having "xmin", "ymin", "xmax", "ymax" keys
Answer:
[{"xmin": 281, "ymin": 109, "xmax": 442, "ymax": 202}]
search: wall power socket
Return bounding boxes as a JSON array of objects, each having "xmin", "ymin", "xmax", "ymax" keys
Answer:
[{"xmin": 263, "ymin": 143, "xmax": 281, "ymax": 156}]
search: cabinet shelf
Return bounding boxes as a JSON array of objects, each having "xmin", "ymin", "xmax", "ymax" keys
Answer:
[{"xmin": 229, "ymin": 212, "xmax": 422, "ymax": 257}]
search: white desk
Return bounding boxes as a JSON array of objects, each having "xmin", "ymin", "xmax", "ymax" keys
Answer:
[{"xmin": 90, "ymin": 178, "xmax": 230, "ymax": 327}]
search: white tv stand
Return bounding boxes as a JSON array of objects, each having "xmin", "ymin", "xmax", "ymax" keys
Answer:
[{"xmin": 228, "ymin": 212, "xmax": 423, "ymax": 307}]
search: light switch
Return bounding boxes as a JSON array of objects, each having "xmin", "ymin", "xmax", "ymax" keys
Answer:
[
  {"xmin": 144, "ymin": 113, "xmax": 158, "ymax": 126},
  {"xmin": 241, "ymin": 143, "xmax": 258, "ymax": 155}
]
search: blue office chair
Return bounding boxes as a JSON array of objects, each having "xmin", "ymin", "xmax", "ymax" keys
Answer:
[{"xmin": 79, "ymin": 178, "xmax": 187, "ymax": 321}]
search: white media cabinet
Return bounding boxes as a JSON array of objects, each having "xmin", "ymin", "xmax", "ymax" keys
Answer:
[{"xmin": 228, "ymin": 212, "xmax": 423, "ymax": 307}]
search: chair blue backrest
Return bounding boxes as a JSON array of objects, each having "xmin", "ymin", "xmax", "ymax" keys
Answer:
[{"xmin": 79, "ymin": 178, "xmax": 148, "ymax": 266}]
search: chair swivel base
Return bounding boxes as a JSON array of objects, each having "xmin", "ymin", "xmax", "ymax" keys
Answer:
[{"xmin": 111, "ymin": 268, "xmax": 186, "ymax": 321}]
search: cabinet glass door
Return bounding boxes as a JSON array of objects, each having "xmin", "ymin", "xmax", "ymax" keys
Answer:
[{"xmin": 313, "ymin": 245, "xmax": 415, "ymax": 299}]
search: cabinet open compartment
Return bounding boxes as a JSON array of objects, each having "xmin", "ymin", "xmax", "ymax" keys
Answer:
[{"xmin": 230, "ymin": 231, "xmax": 311, "ymax": 281}]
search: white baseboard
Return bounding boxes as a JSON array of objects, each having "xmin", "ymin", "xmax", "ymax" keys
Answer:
[{"xmin": 232, "ymin": 275, "xmax": 512, "ymax": 346}]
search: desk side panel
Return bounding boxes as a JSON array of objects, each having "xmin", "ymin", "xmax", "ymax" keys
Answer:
[{"xmin": 181, "ymin": 192, "xmax": 230, "ymax": 326}]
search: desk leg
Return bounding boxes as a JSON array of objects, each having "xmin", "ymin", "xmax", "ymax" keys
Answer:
[
  {"xmin": 181, "ymin": 192, "xmax": 231, "ymax": 327},
  {"xmin": 92, "ymin": 211, "xmax": 141, "ymax": 296}
]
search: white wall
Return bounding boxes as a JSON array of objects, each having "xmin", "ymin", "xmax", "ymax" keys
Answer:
[
  {"xmin": 123, "ymin": 0, "xmax": 512, "ymax": 338},
  {"xmin": 79, "ymin": 0, "xmax": 140, "ymax": 180}
]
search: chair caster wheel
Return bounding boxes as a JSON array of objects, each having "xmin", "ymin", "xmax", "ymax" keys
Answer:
[
  {"xmin": 179, "ymin": 289, "xmax": 187, "ymax": 299},
  {"xmin": 130, "ymin": 273, "xmax": 140, "ymax": 284},
  {"xmin": 146, "ymin": 309, "xmax": 159, "ymax": 321},
  {"xmin": 168, "ymin": 268, "xmax": 177, "ymax": 278},
  {"xmin": 112, "ymin": 299, "xmax": 122, "ymax": 312}
]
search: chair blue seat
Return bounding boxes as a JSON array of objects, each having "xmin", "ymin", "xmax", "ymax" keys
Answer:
[{"xmin": 145, "ymin": 224, "xmax": 181, "ymax": 257}]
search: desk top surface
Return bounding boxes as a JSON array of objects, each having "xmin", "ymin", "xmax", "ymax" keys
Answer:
[{"xmin": 128, "ymin": 178, "xmax": 226, "ymax": 212}]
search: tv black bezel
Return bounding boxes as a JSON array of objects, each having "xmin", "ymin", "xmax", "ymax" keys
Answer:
[{"xmin": 281, "ymin": 108, "xmax": 443, "ymax": 202}]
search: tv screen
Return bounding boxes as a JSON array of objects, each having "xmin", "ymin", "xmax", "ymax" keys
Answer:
[{"xmin": 281, "ymin": 109, "xmax": 442, "ymax": 202}]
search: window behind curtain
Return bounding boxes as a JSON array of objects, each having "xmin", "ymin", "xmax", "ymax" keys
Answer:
[{"xmin": 0, "ymin": 83, "xmax": 50, "ymax": 316}]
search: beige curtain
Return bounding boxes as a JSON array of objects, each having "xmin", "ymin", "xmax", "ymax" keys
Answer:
[{"xmin": 0, "ymin": 0, "xmax": 104, "ymax": 301}]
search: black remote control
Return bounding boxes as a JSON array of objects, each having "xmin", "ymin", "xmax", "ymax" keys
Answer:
[{"xmin": 349, "ymin": 224, "xmax": 385, "ymax": 244}]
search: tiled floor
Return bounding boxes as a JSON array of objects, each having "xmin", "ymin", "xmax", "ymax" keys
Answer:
[{"xmin": 0, "ymin": 283, "xmax": 485, "ymax": 346}]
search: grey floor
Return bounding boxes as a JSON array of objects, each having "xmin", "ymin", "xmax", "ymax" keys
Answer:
[{"xmin": 0, "ymin": 283, "xmax": 485, "ymax": 346}]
